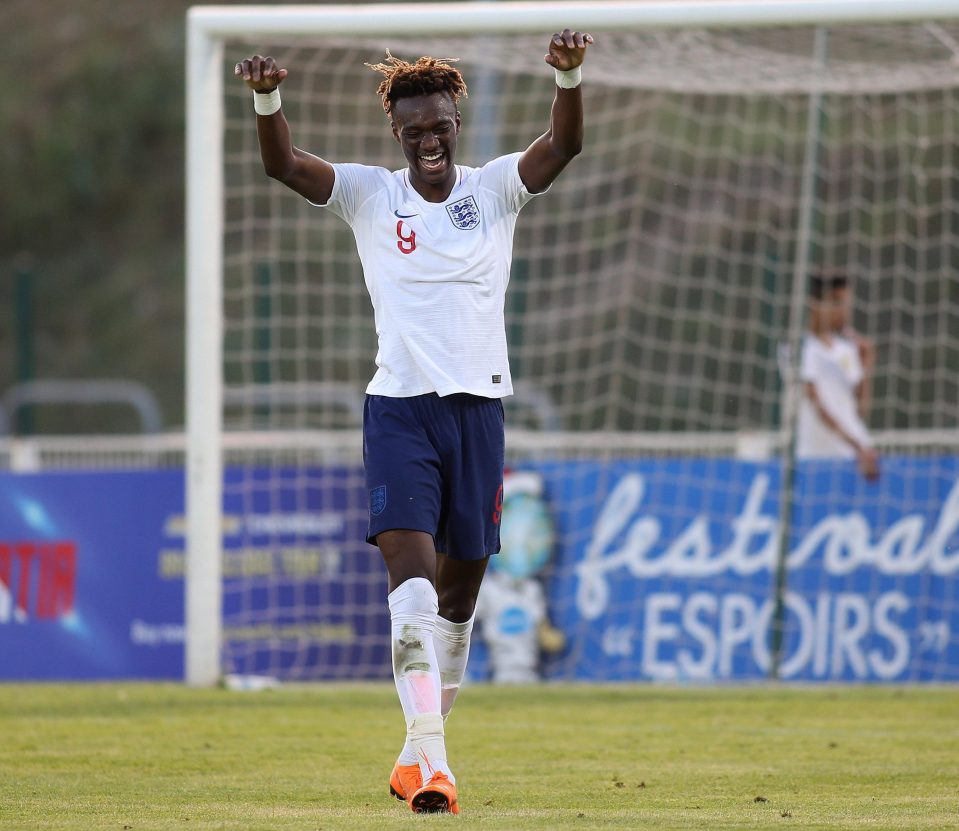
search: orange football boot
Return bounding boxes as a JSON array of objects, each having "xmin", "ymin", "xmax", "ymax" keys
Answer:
[
  {"xmin": 388, "ymin": 762, "xmax": 422, "ymax": 802},
  {"xmin": 410, "ymin": 771, "xmax": 460, "ymax": 814}
]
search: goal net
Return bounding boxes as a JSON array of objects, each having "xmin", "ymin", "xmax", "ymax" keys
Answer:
[{"xmin": 187, "ymin": 1, "xmax": 959, "ymax": 685}]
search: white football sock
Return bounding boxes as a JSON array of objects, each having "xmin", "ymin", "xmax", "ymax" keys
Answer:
[
  {"xmin": 398, "ymin": 612, "xmax": 474, "ymax": 767},
  {"xmin": 388, "ymin": 578, "xmax": 452, "ymax": 781},
  {"xmin": 435, "ymin": 612, "xmax": 474, "ymax": 718}
]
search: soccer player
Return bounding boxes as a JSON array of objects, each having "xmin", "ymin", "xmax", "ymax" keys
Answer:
[
  {"xmin": 235, "ymin": 30, "xmax": 592, "ymax": 814},
  {"xmin": 796, "ymin": 272, "xmax": 880, "ymax": 481}
]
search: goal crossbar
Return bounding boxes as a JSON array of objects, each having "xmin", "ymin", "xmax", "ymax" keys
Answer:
[{"xmin": 188, "ymin": 0, "xmax": 959, "ymax": 38}]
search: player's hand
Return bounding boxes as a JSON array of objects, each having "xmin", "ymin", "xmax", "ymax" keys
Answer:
[
  {"xmin": 545, "ymin": 29, "xmax": 593, "ymax": 71},
  {"xmin": 858, "ymin": 447, "xmax": 880, "ymax": 481},
  {"xmin": 235, "ymin": 55, "xmax": 288, "ymax": 92}
]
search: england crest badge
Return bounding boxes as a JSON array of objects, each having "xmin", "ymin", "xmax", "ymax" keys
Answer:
[
  {"xmin": 370, "ymin": 485, "xmax": 387, "ymax": 517},
  {"xmin": 446, "ymin": 195, "xmax": 481, "ymax": 230}
]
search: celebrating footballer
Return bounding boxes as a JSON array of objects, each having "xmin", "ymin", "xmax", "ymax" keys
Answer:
[{"xmin": 235, "ymin": 28, "xmax": 593, "ymax": 814}]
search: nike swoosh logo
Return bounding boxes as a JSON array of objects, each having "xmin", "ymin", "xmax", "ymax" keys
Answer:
[{"xmin": 393, "ymin": 210, "xmax": 418, "ymax": 218}]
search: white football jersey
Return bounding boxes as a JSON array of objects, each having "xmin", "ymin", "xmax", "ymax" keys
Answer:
[
  {"xmin": 315, "ymin": 152, "xmax": 542, "ymax": 398},
  {"xmin": 796, "ymin": 333, "xmax": 872, "ymax": 459}
]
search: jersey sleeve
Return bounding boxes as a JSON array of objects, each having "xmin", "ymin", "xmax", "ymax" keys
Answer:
[
  {"xmin": 477, "ymin": 152, "xmax": 547, "ymax": 214},
  {"xmin": 310, "ymin": 163, "xmax": 388, "ymax": 225},
  {"xmin": 846, "ymin": 341, "xmax": 865, "ymax": 387},
  {"xmin": 799, "ymin": 338, "xmax": 821, "ymax": 384}
]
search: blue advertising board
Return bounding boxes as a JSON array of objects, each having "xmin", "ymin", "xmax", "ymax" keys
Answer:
[
  {"xmin": 0, "ymin": 457, "xmax": 956, "ymax": 681},
  {"xmin": 527, "ymin": 456, "xmax": 959, "ymax": 682},
  {"xmin": 216, "ymin": 465, "xmax": 390, "ymax": 680},
  {"xmin": 0, "ymin": 467, "xmax": 390, "ymax": 681},
  {"xmin": 0, "ymin": 471, "xmax": 184, "ymax": 679}
]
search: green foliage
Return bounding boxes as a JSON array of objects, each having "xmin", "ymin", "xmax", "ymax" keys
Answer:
[{"xmin": 1, "ymin": 1, "xmax": 188, "ymax": 432}]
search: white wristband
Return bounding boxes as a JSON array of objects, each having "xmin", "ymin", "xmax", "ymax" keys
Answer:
[
  {"xmin": 253, "ymin": 88, "xmax": 281, "ymax": 116},
  {"xmin": 554, "ymin": 66, "xmax": 582, "ymax": 89}
]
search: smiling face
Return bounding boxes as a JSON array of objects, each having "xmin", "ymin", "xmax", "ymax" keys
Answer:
[{"xmin": 391, "ymin": 92, "xmax": 461, "ymax": 201}]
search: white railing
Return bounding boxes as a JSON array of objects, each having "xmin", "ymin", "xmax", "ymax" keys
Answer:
[{"xmin": 1, "ymin": 427, "xmax": 954, "ymax": 472}]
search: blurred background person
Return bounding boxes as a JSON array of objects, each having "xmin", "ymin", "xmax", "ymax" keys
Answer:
[{"xmin": 797, "ymin": 272, "xmax": 879, "ymax": 481}]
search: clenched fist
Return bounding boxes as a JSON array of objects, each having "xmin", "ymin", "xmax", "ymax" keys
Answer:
[
  {"xmin": 235, "ymin": 55, "xmax": 288, "ymax": 92},
  {"xmin": 544, "ymin": 29, "xmax": 593, "ymax": 71}
]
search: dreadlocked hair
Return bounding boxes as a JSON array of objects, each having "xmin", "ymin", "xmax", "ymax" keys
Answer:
[{"xmin": 365, "ymin": 50, "xmax": 468, "ymax": 117}]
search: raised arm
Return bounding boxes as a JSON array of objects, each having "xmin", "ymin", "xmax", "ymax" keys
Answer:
[
  {"xmin": 235, "ymin": 55, "xmax": 336, "ymax": 205},
  {"xmin": 518, "ymin": 30, "xmax": 593, "ymax": 194}
]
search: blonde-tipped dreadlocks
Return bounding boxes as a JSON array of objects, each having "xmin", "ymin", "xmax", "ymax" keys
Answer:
[{"xmin": 366, "ymin": 51, "xmax": 468, "ymax": 117}]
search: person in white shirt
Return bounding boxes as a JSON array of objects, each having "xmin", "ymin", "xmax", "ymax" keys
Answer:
[
  {"xmin": 235, "ymin": 30, "xmax": 592, "ymax": 813},
  {"xmin": 796, "ymin": 273, "xmax": 879, "ymax": 480}
]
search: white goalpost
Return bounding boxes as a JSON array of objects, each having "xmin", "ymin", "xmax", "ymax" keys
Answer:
[{"xmin": 186, "ymin": 1, "xmax": 959, "ymax": 687}]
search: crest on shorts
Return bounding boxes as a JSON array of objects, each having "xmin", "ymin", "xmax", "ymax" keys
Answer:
[
  {"xmin": 446, "ymin": 196, "xmax": 481, "ymax": 230},
  {"xmin": 370, "ymin": 485, "xmax": 387, "ymax": 517}
]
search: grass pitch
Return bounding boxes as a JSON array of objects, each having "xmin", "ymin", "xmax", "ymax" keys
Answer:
[{"xmin": 0, "ymin": 684, "xmax": 956, "ymax": 830}]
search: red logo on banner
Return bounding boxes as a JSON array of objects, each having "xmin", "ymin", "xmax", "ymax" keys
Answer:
[{"xmin": 0, "ymin": 541, "xmax": 77, "ymax": 623}]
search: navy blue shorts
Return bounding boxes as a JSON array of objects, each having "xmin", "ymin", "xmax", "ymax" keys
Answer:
[{"xmin": 363, "ymin": 393, "xmax": 505, "ymax": 561}]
